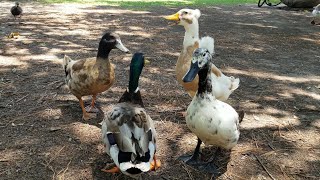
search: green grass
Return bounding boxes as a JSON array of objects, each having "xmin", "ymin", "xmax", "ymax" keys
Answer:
[{"xmin": 29, "ymin": 0, "xmax": 265, "ymax": 7}]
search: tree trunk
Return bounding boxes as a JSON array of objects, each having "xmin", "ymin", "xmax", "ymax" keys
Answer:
[{"xmin": 281, "ymin": 0, "xmax": 320, "ymax": 8}]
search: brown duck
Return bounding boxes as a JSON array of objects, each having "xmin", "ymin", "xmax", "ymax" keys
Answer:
[{"xmin": 63, "ymin": 32, "xmax": 130, "ymax": 120}]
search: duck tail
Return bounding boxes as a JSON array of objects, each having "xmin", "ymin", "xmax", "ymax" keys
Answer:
[
  {"xmin": 230, "ymin": 77, "xmax": 240, "ymax": 91},
  {"xmin": 200, "ymin": 36, "xmax": 215, "ymax": 55},
  {"xmin": 62, "ymin": 55, "xmax": 72, "ymax": 77}
]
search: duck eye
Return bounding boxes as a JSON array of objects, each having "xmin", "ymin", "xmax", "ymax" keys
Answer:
[
  {"xmin": 183, "ymin": 11, "xmax": 188, "ymax": 15},
  {"xmin": 203, "ymin": 53, "xmax": 206, "ymax": 57}
]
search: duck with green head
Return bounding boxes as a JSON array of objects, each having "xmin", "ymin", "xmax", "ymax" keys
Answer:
[{"xmin": 101, "ymin": 53, "xmax": 161, "ymax": 178}]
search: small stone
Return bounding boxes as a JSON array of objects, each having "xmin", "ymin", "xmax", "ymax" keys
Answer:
[
  {"xmin": 49, "ymin": 127, "xmax": 61, "ymax": 132},
  {"xmin": 249, "ymin": 84, "xmax": 259, "ymax": 88},
  {"xmin": 53, "ymin": 116, "xmax": 60, "ymax": 120}
]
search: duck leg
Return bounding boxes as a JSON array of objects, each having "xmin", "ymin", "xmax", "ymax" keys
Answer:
[
  {"xmin": 101, "ymin": 165, "xmax": 120, "ymax": 173},
  {"xmin": 79, "ymin": 98, "xmax": 96, "ymax": 120},
  {"xmin": 199, "ymin": 148, "xmax": 221, "ymax": 175},
  {"xmin": 150, "ymin": 155, "xmax": 161, "ymax": 171},
  {"xmin": 85, "ymin": 94, "xmax": 99, "ymax": 113},
  {"xmin": 180, "ymin": 138, "xmax": 219, "ymax": 175},
  {"xmin": 179, "ymin": 138, "xmax": 202, "ymax": 165}
]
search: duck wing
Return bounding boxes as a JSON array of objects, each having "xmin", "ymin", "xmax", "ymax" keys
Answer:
[{"xmin": 102, "ymin": 103, "xmax": 156, "ymax": 159}]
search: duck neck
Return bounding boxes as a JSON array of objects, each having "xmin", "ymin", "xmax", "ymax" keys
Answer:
[
  {"xmin": 97, "ymin": 42, "xmax": 112, "ymax": 59},
  {"xmin": 183, "ymin": 21, "xmax": 199, "ymax": 49},
  {"xmin": 197, "ymin": 64, "xmax": 212, "ymax": 96},
  {"xmin": 128, "ymin": 65, "xmax": 142, "ymax": 93}
]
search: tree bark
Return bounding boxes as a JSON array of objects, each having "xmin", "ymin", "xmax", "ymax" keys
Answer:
[{"xmin": 281, "ymin": 0, "xmax": 320, "ymax": 8}]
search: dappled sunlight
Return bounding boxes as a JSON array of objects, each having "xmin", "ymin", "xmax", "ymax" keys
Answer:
[
  {"xmin": 289, "ymin": 88, "xmax": 320, "ymax": 101},
  {"xmin": 1, "ymin": 1, "xmax": 319, "ymax": 179},
  {"xmin": 299, "ymin": 37, "xmax": 320, "ymax": 45},
  {"xmin": 114, "ymin": 30, "xmax": 152, "ymax": 38},
  {"xmin": 227, "ymin": 68, "xmax": 320, "ymax": 83},
  {"xmin": 0, "ymin": 55, "xmax": 27, "ymax": 66},
  {"xmin": 0, "ymin": 149, "xmax": 26, "ymax": 163},
  {"xmin": 65, "ymin": 122, "xmax": 101, "ymax": 144},
  {"xmin": 233, "ymin": 22, "xmax": 278, "ymax": 29},
  {"xmin": 38, "ymin": 108, "xmax": 62, "ymax": 120}
]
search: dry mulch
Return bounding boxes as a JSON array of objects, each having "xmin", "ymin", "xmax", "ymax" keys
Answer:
[{"xmin": 0, "ymin": 1, "xmax": 319, "ymax": 180}]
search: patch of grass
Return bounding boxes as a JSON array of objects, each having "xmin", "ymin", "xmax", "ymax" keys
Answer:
[{"xmin": 29, "ymin": 0, "xmax": 264, "ymax": 7}]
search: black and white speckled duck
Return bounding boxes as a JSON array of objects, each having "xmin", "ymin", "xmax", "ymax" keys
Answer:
[{"xmin": 180, "ymin": 48, "xmax": 244, "ymax": 173}]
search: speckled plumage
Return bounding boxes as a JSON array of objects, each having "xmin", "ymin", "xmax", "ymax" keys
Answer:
[
  {"xmin": 165, "ymin": 9, "xmax": 239, "ymax": 100},
  {"xmin": 62, "ymin": 32, "xmax": 129, "ymax": 120},
  {"xmin": 184, "ymin": 48, "xmax": 241, "ymax": 150},
  {"xmin": 101, "ymin": 53, "xmax": 158, "ymax": 177}
]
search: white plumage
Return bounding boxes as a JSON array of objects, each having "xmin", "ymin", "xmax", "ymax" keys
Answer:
[
  {"xmin": 164, "ymin": 8, "xmax": 239, "ymax": 100},
  {"xmin": 186, "ymin": 93, "xmax": 240, "ymax": 149}
]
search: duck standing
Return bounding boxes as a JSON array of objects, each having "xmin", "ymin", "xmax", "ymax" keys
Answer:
[
  {"xmin": 181, "ymin": 48, "xmax": 243, "ymax": 173},
  {"xmin": 311, "ymin": 4, "xmax": 320, "ymax": 25},
  {"xmin": 164, "ymin": 9, "xmax": 239, "ymax": 100},
  {"xmin": 11, "ymin": 2, "xmax": 23, "ymax": 20},
  {"xmin": 63, "ymin": 32, "xmax": 129, "ymax": 120},
  {"xmin": 101, "ymin": 53, "xmax": 160, "ymax": 177}
]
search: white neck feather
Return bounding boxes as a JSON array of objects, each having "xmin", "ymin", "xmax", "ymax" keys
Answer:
[{"xmin": 183, "ymin": 20, "xmax": 199, "ymax": 51}]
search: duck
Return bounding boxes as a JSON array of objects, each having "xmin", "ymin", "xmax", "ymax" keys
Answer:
[
  {"xmin": 11, "ymin": 2, "xmax": 23, "ymax": 19},
  {"xmin": 311, "ymin": 4, "xmax": 320, "ymax": 25},
  {"xmin": 101, "ymin": 52, "xmax": 161, "ymax": 177},
  {"xmin": 180, "ymin": 48, "xmax": 244, "ymax": 173},
  {"xmin": 164, "ymin": 9, "xmax": 239, "ymax": 100},
  {"xmin": 63, "ymin": 32, "xmax": 130, "ymax": 120}
]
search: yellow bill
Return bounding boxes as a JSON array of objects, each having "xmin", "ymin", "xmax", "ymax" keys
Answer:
[{"xmin": 163, "ymin": 12, "xmax": 180, "ymax": 21}]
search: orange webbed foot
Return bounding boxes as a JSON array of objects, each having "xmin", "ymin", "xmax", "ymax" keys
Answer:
[
  {"xmin": 150, "ymin": 156, "xmax": 161, "ymax": 171},
  {"xmin": 101, "ymin": 166, "xmax": 120, "ymax": 173}
]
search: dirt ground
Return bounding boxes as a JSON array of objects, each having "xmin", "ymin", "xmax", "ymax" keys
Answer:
[{"xmin": 0, "ymin": 1, "xmax": 319, "ymax": 180}]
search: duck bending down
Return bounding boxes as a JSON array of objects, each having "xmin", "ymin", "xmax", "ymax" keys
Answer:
[
  {"xmin": 311, "ymin": 4, "xmax": 320, "ymax": 25},
  {"xmin": 181, "ymin": 48, "xmax": 244, "ymax": 173},
  {"xmin": 63, "ymin": 32, "xmax": 129, "ymax": 120},
  {"xmin": 101, "ymin": 53, "xmax": 161, "ymax": 177},
  {"xmin": 164, "ymin": 9, "xmax": 239, "ymax": 100}
]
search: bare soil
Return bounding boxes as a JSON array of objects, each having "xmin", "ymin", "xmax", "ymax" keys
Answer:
[{"xmin": 0, "ymin": 1, "xmax": 319, "ymax": 180}]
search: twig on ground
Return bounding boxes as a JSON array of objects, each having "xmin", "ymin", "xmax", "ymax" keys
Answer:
[
  {"xmin": 181, "ymin": 163, "xmax": 194, "ymax": 180},
  {"xmin": 16, "ymin": 94, "xmax": 29, "ymax": 103},
  {"xmin": 57, "ymin": 158, "xmax": 72, "ymax": 179},
  {"xmin": 55, "ymin": 82, "xmax": 65, "ymax": 89},
  {"xmin": 254, "ymin": 154, "xmax": 276, "ymax": 180}
]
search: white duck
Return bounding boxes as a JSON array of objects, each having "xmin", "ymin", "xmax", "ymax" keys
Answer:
[
  {"xmin": 311, "ymin": 4, "xmax": 320, "ymax": 25},
  {"xmin": 181, "ymin": 48, "xmax": 244, "ymax": 173},
  {"xmin": 164, "ymin": 9, "xmax": 239, "ymax": 100},
  {"xmin": 101, "ymin": 53, "xmax": 160, "ymax": 177}
]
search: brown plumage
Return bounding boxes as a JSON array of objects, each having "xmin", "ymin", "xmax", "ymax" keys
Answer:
[
  {"xmin": 63, "ymin": 32, "xmax": 129, "ymax": 120},
  {"xmin": 164, "ymin": 9, "xmax": 240, "ymax": 100}
]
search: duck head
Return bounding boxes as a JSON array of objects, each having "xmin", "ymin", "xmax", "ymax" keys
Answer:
[
  {"xmin": 129, "ymin": 52, "xmax": 150, "ymax": 93},
  {"xmin": 164, "ymin": 8, "xmax": 201, "ymax": 27},
  {"xmin": 183, "ymin": 48, "xmax": 212, "ymax": 82},
  {"xmin": 97, "ymin": 32, "xmax": 130, "ymax": 58},
  {"xmin": 15, "ymin": 2, "xmax": 20, "ymax": 6}
]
